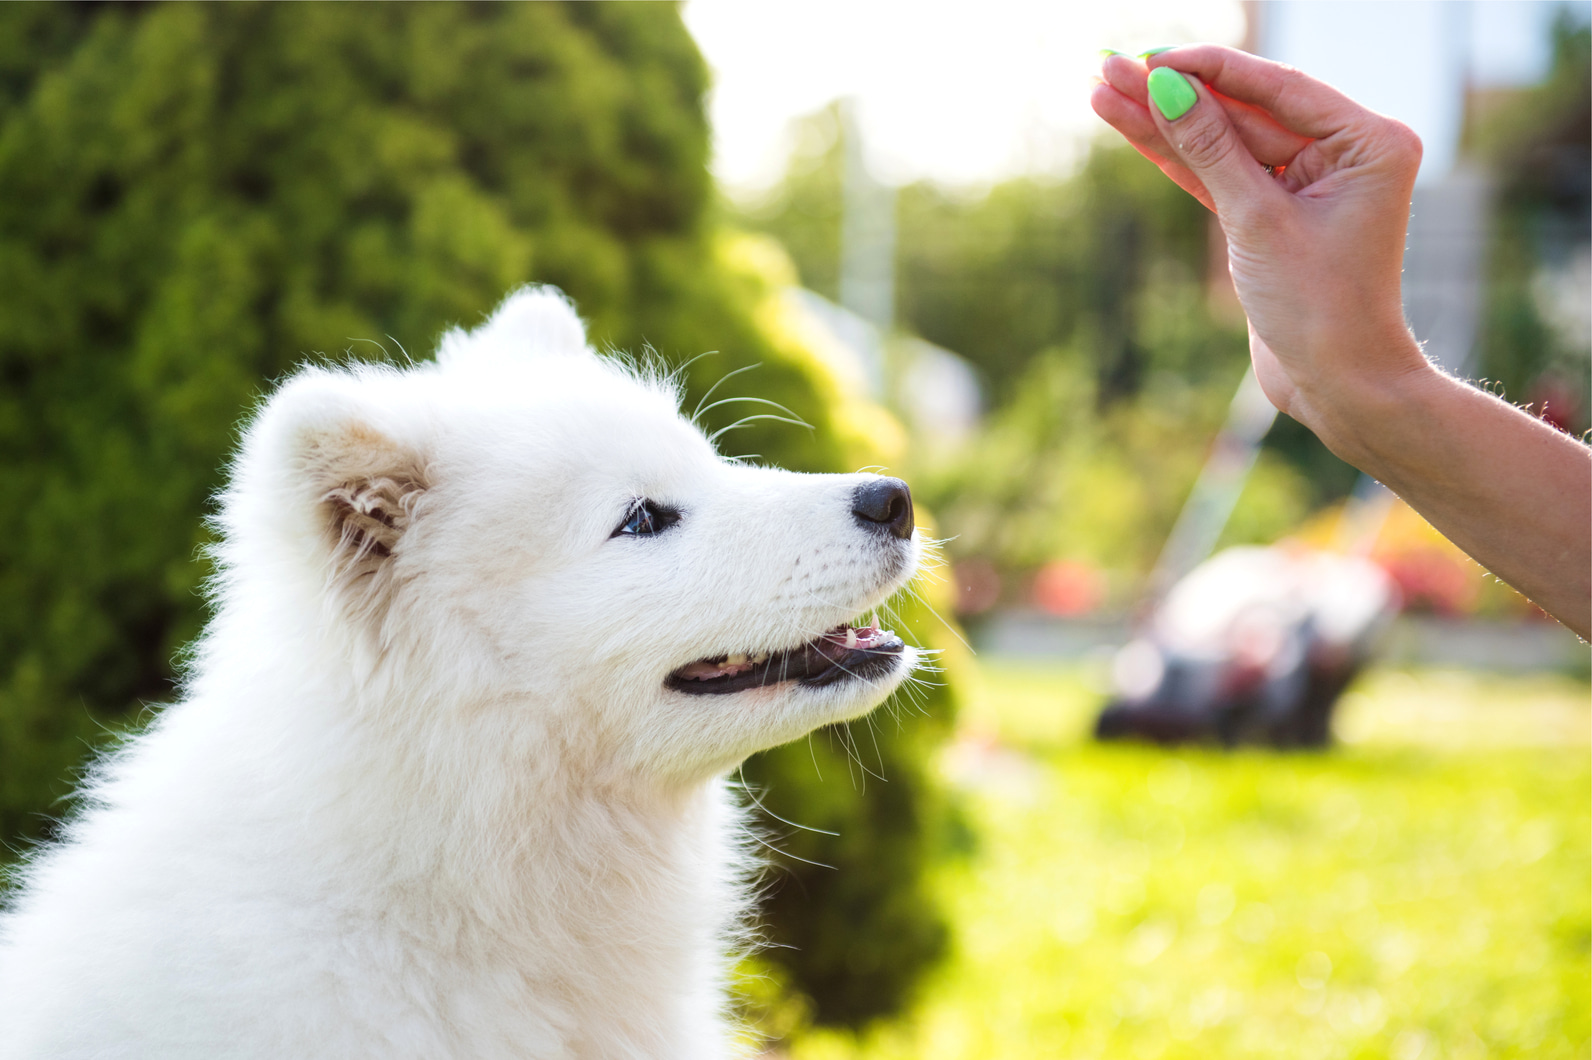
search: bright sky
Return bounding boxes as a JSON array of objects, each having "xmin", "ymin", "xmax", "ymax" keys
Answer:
[
  {"xmin": 683, "ymin": 0, "xmax": 1247, "ymax": 191},
  {"xmin": 1262, "ymin": 1, "xmax": 1579, "ymax": 185},
  {"xmin": 683, "ymin": 0, "xmax": 1581, "ymax": 194}
]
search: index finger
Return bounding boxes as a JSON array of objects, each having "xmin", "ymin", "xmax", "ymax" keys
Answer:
[{"xmin": 1145, "ymin": 44, "xmax": 1372, "ymax": 140}]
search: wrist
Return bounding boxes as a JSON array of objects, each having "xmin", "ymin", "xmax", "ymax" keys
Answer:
[{"xmin": 1285, "ymin": 328, "xmax": 1438, "ymax": 473}]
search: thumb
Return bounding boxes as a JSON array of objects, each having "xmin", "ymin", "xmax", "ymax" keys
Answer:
[{"xmin": 1146, "ymin": 66, "xmax": 1275, "ymax": 218}]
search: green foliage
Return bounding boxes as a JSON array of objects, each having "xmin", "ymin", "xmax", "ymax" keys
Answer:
[
  {"xmin": 737, "ymin": 123, "xmax": 1232, "ymax": 405},
  {"xmin": 1214, "ymin": 452, "xmax": 1313, "ymax": 553},
  {"xmin": 896, "ymin": 147, "xmax": 1222, "ymax": 405},
  {"xmin": 732, "ymin": 101, "xmax": 847, "ymax": 303},
  {"xmin": 789, "ymin": 661, "xmax": 1592, "ymax": 1058},
  {"xmin": 0, "ymin": 1, "xmax": 959, "ymax": 1030},
  {"xmin": 911, "ymin": 347, "xmax": 1310, "ymax": 599},
  {"xmin": 1472, "ymin": 16, "xmax": 1591, "ymax": 423},
  {"xmin": 913, "ymin": 349, "xmax": 1204, "ymax": 575}
]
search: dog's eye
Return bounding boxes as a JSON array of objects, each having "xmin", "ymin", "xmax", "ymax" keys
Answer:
[{"xmin": 612, "ymin": 500, "xmax": 680, "ymax": 538}]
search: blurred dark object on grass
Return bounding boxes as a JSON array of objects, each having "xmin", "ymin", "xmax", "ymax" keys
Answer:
[{"xmin": 1095, "ymin": 547, "xmax": 1398, "ymax": 749}]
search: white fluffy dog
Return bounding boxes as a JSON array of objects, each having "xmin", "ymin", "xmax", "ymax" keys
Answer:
[{"xmin": 0, "ymin": 289, "xmax": 921, "ymax": 1059}]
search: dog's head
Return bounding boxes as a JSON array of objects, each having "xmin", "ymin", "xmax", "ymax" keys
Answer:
[{"xmin": 220, "ymin": 288, "xmax": 920, "ymax": 782}]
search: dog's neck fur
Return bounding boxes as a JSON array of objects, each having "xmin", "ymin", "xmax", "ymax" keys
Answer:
[{"xmin": 98, "ymin": 604, "xmax": 748, "ymax": 1057}]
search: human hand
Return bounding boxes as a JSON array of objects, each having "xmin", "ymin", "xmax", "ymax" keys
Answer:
[{"xmin": 1091, "ymin": 46, "xmax": 1432, "ymax": 459}]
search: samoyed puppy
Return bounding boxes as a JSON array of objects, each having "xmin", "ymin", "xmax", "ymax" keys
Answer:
[{"xmin": 0, "ymin": 288, "xmax": 921, "ymax": 1059}]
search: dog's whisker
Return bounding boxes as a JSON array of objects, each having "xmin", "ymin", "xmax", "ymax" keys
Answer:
[
  {"xmin": 695, "ymin": 394, "xmax": 806, "ymax": 423},
  {"xmin": 689, "ymin": 361, "xmax": 757, "ymax": 423},
  {"xmin": 742, "ymin": 828, "xmax": 835, "ymax": 871},
  {"xmin": 901, "ymin": 582, "xmax": 975, "ymax": 655},
  {"xmin": 736, "ymin": 776, "xmax": 840, "ymax": 837},
  {"xmin": 861, "ymin": 712, "xmax": 888, "ymax": 772},
  {"xmin": 706, "ymin": 412, "xmax": 814, "ymax": 446},
  {"xmin": 669, "ymin": 349, "xmax": 721, "ymax": 396}
]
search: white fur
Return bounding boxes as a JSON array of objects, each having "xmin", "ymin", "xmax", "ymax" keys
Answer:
[{"xmin": 0, "ymin": 288, "xmax": 920, "ymax": 1059}]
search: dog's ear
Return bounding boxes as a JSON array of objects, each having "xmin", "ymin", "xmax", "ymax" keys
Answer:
[
  {"xmin": 263, "ymin": 376, "xmax": 430, "ymax": 590},
  {"xmin": 308, "ymin": 424, "xmax": 428, "ymax": 575},
  {"xmin": 436, "ymin": 285, "xmax": 590, "ymax": 370}
]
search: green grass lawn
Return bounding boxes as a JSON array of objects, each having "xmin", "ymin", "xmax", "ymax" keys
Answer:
[{"xmin": 783, "ymin": 660, "xmax": 1591, "ymax": 1060}]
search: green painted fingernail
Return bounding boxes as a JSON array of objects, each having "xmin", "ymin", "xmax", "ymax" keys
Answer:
[
  {"xmin": 1139, "ymin": 46, "xmax": 1178, "ymax": 57},
  {"xmin": 1147, "ymin": 66, "xmax": 1197, "ymax": 121},
  {"xmin": 1101, "ymin": 48, "xmax": 1126, "ymax": 58}
]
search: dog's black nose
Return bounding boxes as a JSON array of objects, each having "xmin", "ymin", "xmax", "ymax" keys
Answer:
[{"xmin": 851, "ymin": 477, "xmax": 914, "ymax": 540}]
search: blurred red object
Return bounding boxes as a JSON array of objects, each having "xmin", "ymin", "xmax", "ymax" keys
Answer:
[
  {"xmin": 1526, "ymin": 371, "xmax": 1584, "ymax": 434},
  {"xmin": 1374, "ymin": 546, "xmax": 1478, "ymax": 616},
  {"xmin": 953, "ymin": 558, "xmax": 1002, "ymax": 616},
  {"xmin": 1031, "ymin": 559, "xmax": 1106, "ymax": 617}
]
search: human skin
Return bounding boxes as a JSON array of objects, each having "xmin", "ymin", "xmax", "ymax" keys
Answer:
[{"xmin": 1091, "ymin": 45, "xmax": 1592, "ymax": 640}]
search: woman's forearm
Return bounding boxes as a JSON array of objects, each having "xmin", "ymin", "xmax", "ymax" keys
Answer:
[{"xmin": 1310, "ymin": 351, "xmax": 1592, "ymax": 640}]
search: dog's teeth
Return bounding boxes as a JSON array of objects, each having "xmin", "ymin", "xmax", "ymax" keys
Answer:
[
  {"xmin": 751, "ymin": 652, "xmax": 768, "ymax": 664},
  {"xmin": 726, "ymin": 653, "xmax": 749, "ymax": 667},
  {"xmin": 844, "ymin": 628, "xmax": 858, "ymax": 650}
]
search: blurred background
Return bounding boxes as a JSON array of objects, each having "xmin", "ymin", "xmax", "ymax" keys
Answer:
[{"xmin": 0, "ymin": 2, "xmax": 1586, "ymax": 1057}]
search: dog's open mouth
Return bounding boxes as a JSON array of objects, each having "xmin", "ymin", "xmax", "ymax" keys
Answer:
[{"xmin": 666, "ymin": 624, "xmax": 905, "ymax": 695}]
